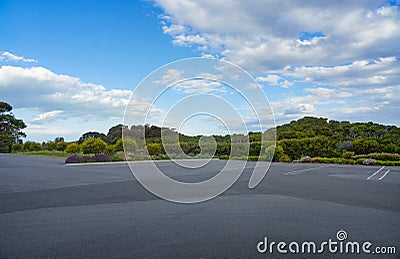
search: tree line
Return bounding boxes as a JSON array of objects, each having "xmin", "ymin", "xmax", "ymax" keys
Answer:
[{"xmin": 2, "ymin": 101, "xmax": 399, "ymax": 163}]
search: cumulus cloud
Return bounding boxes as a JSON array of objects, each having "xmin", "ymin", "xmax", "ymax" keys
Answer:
[
  {"xmin": 1, "ymin": 51, "xmax": 37, "ymax": 63},
  {"xmin": 155, "ymin": 0, "xmax": 400, "ymax": 125},
  {"xmin": 156, "ymin": 0, "xmax": 400, "ymax": 70},
  {"xmin": 0, "ymin": 65, "xmax": 154, "ymax": 123}
]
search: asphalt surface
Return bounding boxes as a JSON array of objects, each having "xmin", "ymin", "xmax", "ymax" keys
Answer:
[{"xmin": 0, "ymin": 154, "xmax": 399, "ymax": 258}]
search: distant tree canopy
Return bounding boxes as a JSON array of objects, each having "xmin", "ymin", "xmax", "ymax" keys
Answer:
[
  {"xmin": 273, "ymin": 117, "xmax": 400, "ymax": 160},
  {"xmin": 78, "ymin": 131, "xmax": 109, "ymax": 144},
  {"xmin": 106, "ymin": 124, "xmax": 126, "ymax": 144},
  {"xmin": 0, "ymin": 102, "xmax": 26, "ymax": 153}
]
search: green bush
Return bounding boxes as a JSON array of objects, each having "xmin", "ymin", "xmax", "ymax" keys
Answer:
[
  {"xmin": 374, "ymin": 160, "xmax": 400, "ymax": 166},
  {"xmin": 147, "ymin": 143, "xmax": 162, "ymax": 156},
  {"xmin": 123, "ymin": 137, "xmax": 138, "ymax": 153},
  {"xmin": 66, "ymin": 143, "xmax": 80, "ymax": 154},
  {"xmin": 11, "ymin": 143, "xmax": 23, "ymax": 152},
  {"xmin": 81, "ymin": 137, "xmax": 107, "ymax": 154},
  {"xmin": 105, "ymin": 145, "xmax": 116, "ymax": 155},
  {"xmin": 56, "ymin": 141, "xmax": 68, "ymax": 152},
  {"xmin": 353, "ymin": 152, "xmax": 400, "ymax": 161},
  {"xmin": 342, "ymin": 151, "xmax": 355, "ymax": 159},
  {"xmin": 278, "ymin": 154, "xmax": 291, "ymax": 162},
  {"xmin": 108, "ymin": 156, "xmax": 125, "ymax": 162},
  {"xmin": 23, "ymin": 141, "xmax": 42, "ymax": 152}
]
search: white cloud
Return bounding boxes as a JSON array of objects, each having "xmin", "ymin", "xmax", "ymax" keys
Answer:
[
  {"xmin": 1, "ymin": 51, "xmax": 37, "ymax": 63},
  {"xmin": 172, "ymin": 78, "xmax": 225, "ymax": 94},
  {"xmin": 256, "ymin": 75, "xmax": 293, "ymax": 88},
  {"xmin": 32, "ymin": 110, "xmax": 64, "ymax": 123},
  {"xmin": 156, "ymin": 1, "xmax": 400, "ymax": 72},
  {"xmin": 154, "ymin": 68, "xmax": 183, "ymax": 85},
  {"xmin": 0, "ymin": 65, "xmax": 154, "ymax": 124}
]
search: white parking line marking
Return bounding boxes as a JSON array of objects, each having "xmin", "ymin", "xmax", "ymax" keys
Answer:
[
  {"xmin": 378, "ymin": 169, "xmax": 391, "ymax": 180},
  {"xmin": 366, "ymin": 166, "xmax": 385, "ymax": 180},
  {"xmin": 285, "ymin": 165, "xmax": 326, "ymax": 175}
]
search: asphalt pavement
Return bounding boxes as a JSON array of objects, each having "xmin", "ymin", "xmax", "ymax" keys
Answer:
[{"xmin": 0, "ymin": 154, "xmax": 399, "ymax": 258}]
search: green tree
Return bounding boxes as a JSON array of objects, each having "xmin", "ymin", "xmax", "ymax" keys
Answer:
[
  {"xmin": 23, "ymin": 141, "xmax": 42, "ymax": 152},
  {"xmin": 56, "ymin": 141, "xmax": 68, "ymax": 152},
  {"xmin": 66, "ymin": 142, "xmax": 80, "ymax": 154},
  {"xmin": 147, "ymin": 143, "xmax": 162, "ymax": 156},
  {"xmin": 123, "ymin": 137, "xmax": 138, "ymax": 153},
  {"xmin": 81, "ymin": 137, "xmax": 107, "ymax": 154},
  {"xmin": 105, "ymin": 145, "xmax": 116, "ymax": 155},
  {"xmin": 352, "ymin": 139, "xmax": 378, "ymax": 154},
  {"xmin": 12, "ymin": 143, "xmax": 23, "ymax": 152},
  {"xmin": 0, "ymin": 102, "xmax": 26, "ymax": 152},
  {"xmin": 45, "ymin": 141, "xmax": 57, "ymax": 152}
]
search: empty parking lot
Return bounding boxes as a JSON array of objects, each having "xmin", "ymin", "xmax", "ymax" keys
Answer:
[{"xmin": 0, "ymin": 154, "xmax": 399, "ymax": 258}]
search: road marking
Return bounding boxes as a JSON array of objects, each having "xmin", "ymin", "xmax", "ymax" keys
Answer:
[
  {"xmin": 366, "ymin": 166, "xmax": 385, "ymax": 180},
  {"xmin": 285, "ymin": 165, "xmax": 326, "ymax": 175},
  {"xmin": 378, "ymin": 169, "xmax": 391, "ymax": 180}
]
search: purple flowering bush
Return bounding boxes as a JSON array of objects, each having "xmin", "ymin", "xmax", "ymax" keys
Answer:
[
  {"xmin": 65, "ymin": 153, "xmax": 115, "ymax": 164},
  {"xmin": 65, "ymin": 154, "xmax": 84, "ymax": 163}
]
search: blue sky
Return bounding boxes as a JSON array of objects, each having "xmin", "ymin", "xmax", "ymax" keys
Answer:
[{"xmin": 1, "ymin": 0, "xmax": 399, "ymax": 142}]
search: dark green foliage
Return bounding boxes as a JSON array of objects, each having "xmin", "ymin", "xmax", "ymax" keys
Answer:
[
  {"xmin": 107, "ymin": 124, "xmax": 126, "ymax": 144},
  {"xmin": 23, "ymin": 141, "xmax": 42, "ymax": 151},
  {"xmin": 275, "ymin": 116, "xmax": 399, "ymax": 159},
  {"xmin": 78, "ymin": 132, "xmax": 109, "ymax": 144},
  {"xmin": 0, "ymin": 102, "xmax": 26, "ymax": 152}
]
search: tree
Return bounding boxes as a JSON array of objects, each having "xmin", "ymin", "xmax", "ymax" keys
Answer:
[
  {"xmin": 66, "ymin": 142, "xmax": 80, "ymax": 154},
  {"xmin": 45, "ymin": 141, "xmax": 57, "ymax": 151},
  {"xmin": 54, "ymin": 136, "xmax": 64, "ymax": 143},
  {"xmin": 105, "ymin": 145, "xmax": 116, "ymax": 155},
  {"xmin": 23, "ymin": 141, "xmax": 42, "ymax": 152},
  {"xmin": 123, "ymin": 137, "xmax": 138, "ymax": 153},
  {"xmin": 0, "ymin": 102, "xmax": 26, "ymax": 152},
  {"xmin": 78, "ymin": 132, "xmax": 109, "ymax": 144},
  {"xmin": 106, "ymin": 124, "xmax": 126, "ymax": 144},
  {"xmin": 56, "ymin": 141, "xmax": 68, "ymax": 152},
  {"xmin": 352, "ymin": 139, "xmax": 378, "ymax": 154},
  {"xmin": 147, "ymin": 143, "xmax": 162, "ymax": 156},
  {"xmin": 81, "ymin": 137, "xmax": 107, "ymax": 154}
]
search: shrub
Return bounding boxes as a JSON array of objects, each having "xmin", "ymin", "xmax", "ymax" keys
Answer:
[
  {"xmin": 342, "ymin": 151, "xmax": 355, "ymax": 159},
  {"xmin": 45, "ymin": 141, "xmax": 57, "ymax": 151},
  {"xmin": 12, "ymin": 143, "xmax": 23, "ymax": 152},
  {"xmin": 123, "ymin": 137, "xmax": 138, "ymax": 153},
  {"xmin": 247, "ymin": 156, "xmax": 259, "ymax": 161},
  {"xmin": 105, "ymin": 145, "xmax": 116, "ymax": 155},
  {"xmin": 56, "ymin": 141, "xmax": 68, "ymax": 152},
  {"xmin": 81, "ymin": 137, "xmax": 107, "ymax": 154},
  {"xmin": 92, "ymin": 153, "xmax": 111, "ymax": 162},
  {"xmin": 278, "ymin": 154, "xmax": 291, "ymax": 162},
  {"xmin": 374, "ymin": 160, "xmax": 400, "ymax": 166},
  {"xmin": 65, "ymin": 154, "xmax": 84, "ymax": 163},
  {"xmin": 66, "ymin": 143, "xmax": 80, "ymax": 154},
  {"xmin": 353, "ymin": 152, "xmax": 400, "ymax": 161},
  {"xmin": 23, "ymin": 141, "xmax": 42, "ymax": 152},
  {"xmin": 109, "ymin": 156, "xmax": 125, "ymax": 162},
  {"xmin": 147, "ymin": 143, "xmax": 162, "ymax": 156}
]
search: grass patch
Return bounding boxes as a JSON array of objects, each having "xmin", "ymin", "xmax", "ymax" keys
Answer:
[{"xmin": 15, "ymin": 150, "xmax": 70, "ymax": 158}]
